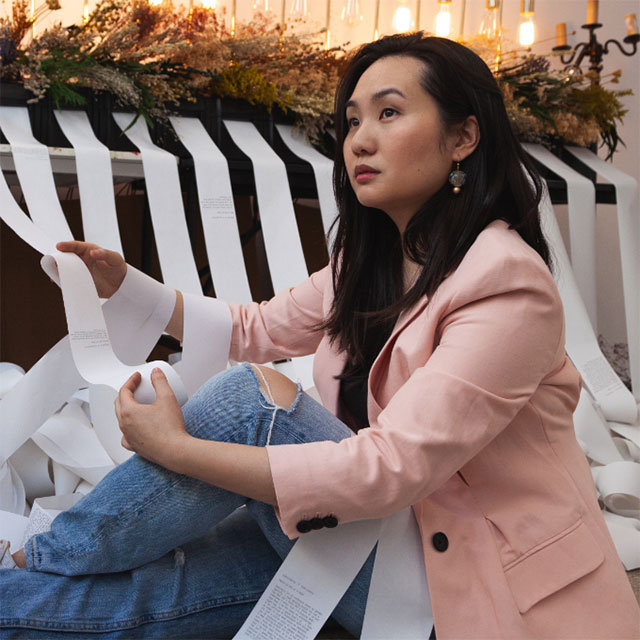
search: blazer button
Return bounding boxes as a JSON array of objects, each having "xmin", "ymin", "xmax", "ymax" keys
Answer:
[
  {"xmin": 323, "ymin": 515, "xmax": 338, "ymax": 528},
  {"xmin": 432, "ymin": 532, "xmax": 448, "ymax": 552},
  {"xmin": 296, "ymin": 520, "xmax": 312, "ymax": 534},
  {"xmin": 310, "ymin": 517, "xmax": 324, "ymax": 530}
]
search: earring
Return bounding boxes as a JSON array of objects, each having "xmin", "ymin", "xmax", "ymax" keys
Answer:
[{"xmin": 449, "ymin": 162, "xmax": 466, "ymax": 195}]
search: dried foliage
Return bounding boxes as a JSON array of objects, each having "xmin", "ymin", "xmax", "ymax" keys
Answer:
[{"xmin": 0, "ymin": 2, "xmax": 632, "ymax": 154}]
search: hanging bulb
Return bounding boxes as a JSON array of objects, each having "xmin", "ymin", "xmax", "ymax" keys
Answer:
[
  {"xmin": 435, "ymin": 0, "xmax": 452, "ymax": 38},
  {"xmin": 289, "ymin": 0, "xmax": 308, "ymax": 19},
  {"xmin": 478, "ymin": 0, "xmax": 500, "ymax": 40},
  {"xmin": 392, "ymin": 0, "xmax": 413, "ymax": 33},
  {"xmin": 148, "ymin": 0, "xmax": 162, "ymax": 5},
  {"xmin": 341, "ymin": 0, "xmax": 363, "ymax": 27},
  {"xmin": 201, "ymin": 0, "xmax": 216, "ymax": 8},
  {"xmin": 518, "ymin": 0, "xmax": 535, "ymax": 46}
]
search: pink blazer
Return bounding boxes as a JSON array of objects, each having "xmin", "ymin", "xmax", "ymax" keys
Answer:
[{"xmin": 227, "ymin": 220, "xmax": 639, "ymax": 638}]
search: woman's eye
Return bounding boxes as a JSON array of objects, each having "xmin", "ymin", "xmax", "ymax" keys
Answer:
[
  {"xmin": 347, "ymin": 117, "xmax": 359, "ymax": 128},
  {"xmin": 381, "ymin": 108, "xmax": 397, "ymax": 119}
]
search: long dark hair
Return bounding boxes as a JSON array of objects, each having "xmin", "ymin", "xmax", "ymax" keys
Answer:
[{"xmin": 325, "ymin": 33, "xmax": 550, "ymax": 383}]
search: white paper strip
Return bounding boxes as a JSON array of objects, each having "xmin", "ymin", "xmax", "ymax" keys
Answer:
[
  {"xmin": 0, "ymin": 363, "xmax": 25, "ymax": 399},
  {"xmin": 276, "ymin": 124, "xmax": 338, "ymax": 244},
  {"xmin": 40, "ymin": 250, "xmax": 187, "ymax": 407},
  {"xmin": 236, "ymin": 507, "xmax": 432, "ymax": 640},
  {"xmin": 223, "ymin": 120, "xmax": 308, "ymax": 291},
  {"xmin": 179, "ymin": 293, "xmax": 233, "ymax": 396},
  {"xmin": 572, "ymin": 387, "xmax": 624, "ymax": 465},
  {"xmin": 32, "ymin": 403, "xmax": 115, "ymax": 487},
  {"xmin": 0, "ymin": 171, "xmax": 176, "ymax": 464},
  {"xmin": 235, "ymin": 518, "xmax": 381, "ymax": 640},
  {"xmin": 112, "ymin": 113, "xmax": 202, "ymax": 295},
  {"xmin": 361, "ymin": 508, "xmax": 433, "ymax": 639},
  {"xmin": 169, "ymin": 116, "xmax": 252, "ymax": 304},
  {"xmin": 528, "ymin": 145, "xmax": 638, "ymax": 425},
  {"xmin": 0, "ymin": 106, "xmax": 73, "ymax": 241},
  {"xmin": 565, "ymin": 147, "xmax": 640, "ymax": 400},
  {"xmin": 54, "ymin": 110, "xmax": 124, "ymax": 255},
  {"xmin": 0, "ymin": 510, "xmax": 29, "ymax": 550},
  {"xmin": 223, "ymin": 120, "xmax": 314, "ymax": 389},
  {"xmin": 9, "ymin": 439, "xmax": 55, "ymax": 503},
  {"xmin": 0, "ymin": 462, "xmax": 26, "ymax": 514},
  {"xmin": 523, "ymin": 144, "xmax": 597, "ymax": 328}
]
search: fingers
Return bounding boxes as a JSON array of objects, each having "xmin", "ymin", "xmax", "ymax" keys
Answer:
[
  {"xmin": 56, "ymin": 240, "xmax": 98, "ymax": 255},
  {"xmin": 120, "ymin": 371, "xmax": 142, "ymax": 398},
  {"xmin": 150, "ymin": 367, "xmax": 174, "ymax": 401}
]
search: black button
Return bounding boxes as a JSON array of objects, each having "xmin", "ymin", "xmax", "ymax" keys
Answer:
[
  {"xmin": 323, "ymin": 515, "xmax": 338, "ymax": 528},
  {"xmin": 432, "ymin": 532, "xmax": 448, "ymax": 552},
  {"xmin": 310, "ymin": 517, "xmax": 324, "ymax": 530},
  {"xmin": 296, "ymin": 520, "xmax": 312, "ymax": 534}
]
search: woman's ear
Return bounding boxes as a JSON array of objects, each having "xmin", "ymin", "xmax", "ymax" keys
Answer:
[{"xmin": 451, "ymin": 115, "xmax": 480, "ymax": 162}]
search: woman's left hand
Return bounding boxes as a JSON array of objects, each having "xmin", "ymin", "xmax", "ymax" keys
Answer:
[{"xmin": 115, "ymin": 368, "xmax": 189, "ymax": 468}]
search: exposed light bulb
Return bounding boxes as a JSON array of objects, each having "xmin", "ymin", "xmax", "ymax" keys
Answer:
[
  {"xmin": 392, "ymin": 1, "xmax": 413, "ymax": 33},
  {"xmin": 435, "ymin": 1, "xmax": 452, "ymax": 38},
  {"xmin": 341, "ymin": 0, "xmax": 363, "ymax": 27},
  {"xmin": 289, "ymin": 0, "xmax": 308, "ymax": 18},
  {"xmin": 148, "ymin": 0, "xmax": 162, "ymax": 5},
  {"xmin": 200, "ymin": 0, "xmax": 216, "ymax": 8},
  {"xmin": 518, "ymin": 0, "xmax": 535, "ymax": 47},
  {"xmin": 518, "ymin": 16, "xmax": 535, "ymax": 46},
  {"xmin": 479, "ymin": 0, "xmax": 500, "ymax": 40}
]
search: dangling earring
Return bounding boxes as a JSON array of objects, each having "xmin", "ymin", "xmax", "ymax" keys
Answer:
[{"xmin": 449, "ymin": 162, "xmax": 466, "ymax": 195}]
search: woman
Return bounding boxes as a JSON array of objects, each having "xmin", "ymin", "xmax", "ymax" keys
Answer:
[{"xmin": 1, "ymin": 33, "xmax": 637, "ymax": 638}]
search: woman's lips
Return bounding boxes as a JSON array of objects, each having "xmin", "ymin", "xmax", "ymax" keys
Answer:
[{"xmin": 355, "ymin": 166, "xmax": 380, "ymax": 183}]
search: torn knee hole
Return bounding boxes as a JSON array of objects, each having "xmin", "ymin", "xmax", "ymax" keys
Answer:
[{"xmin": 250, "ymin": 364, "xmax": 297, "ymax": 410}]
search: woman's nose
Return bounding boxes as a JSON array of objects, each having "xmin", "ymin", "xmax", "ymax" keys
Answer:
[{"xmin": 349, "ymin": 120, "xmax": 376, "ymax": 156}]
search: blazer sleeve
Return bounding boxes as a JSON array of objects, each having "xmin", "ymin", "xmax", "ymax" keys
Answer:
[
  {"xmin": 266, "ymin": 247, "xmax": 566, "ymax": 539},
  {"xmin": 227, "ymin": 266, "xmax": 330, "ymax": 364}
]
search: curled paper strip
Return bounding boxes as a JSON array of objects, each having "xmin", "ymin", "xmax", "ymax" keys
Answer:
[
  {"xmin": 565, "ymin": 147, "xmax": 640, "ymax": 400},
  {"xmin": 527, "ymin": 144, "xmax": 638, "ymax": 425},
  {"xmin": 223, "ymin": 120, "xmax": 314, "ymax": 389},
  {"xmin": 0, "ymin": 363, "xmax": 25, "ymax": 399},
  {"xmin": 40, "ymin": 251, "xmax": 188, "ymax": 407},
  {"xmin": 169, "ymin": 116, "xmax": 252, "ymax": 305},
  {"xmin": 54, "ymin": 110, "xmax": 124, "ymax": 255},
  {"xmin": 523, "ymin": 144, "xmax": 597, "ymax": 326},
  {"xmin": 276, "ymin": 124, "xmax": 338, "ymax": 244},
  {"xmin": 112, "ymin": 113, "xmax": 202, "ymax": 295},
  {"xmin": 0, "ymin": 106, "xmax": 73, "ymax": 241}
]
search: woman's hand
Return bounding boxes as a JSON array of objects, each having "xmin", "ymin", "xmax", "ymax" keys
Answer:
[
  {"xmin": 56, "ymin": 241, "xmax": 127, "ymax": 299},
  {"xmin": 115, "ymin": 368, "xmax": 190, "ymax": 468}
]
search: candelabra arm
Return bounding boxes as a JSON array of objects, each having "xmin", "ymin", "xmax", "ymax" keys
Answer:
[
  {"xmin": 603, "ymin": 37, "xmax": 639, "ymax": 57},
  {"xmin": 560, "ymin": 42, "xmax": 589, "ymax": 67}
]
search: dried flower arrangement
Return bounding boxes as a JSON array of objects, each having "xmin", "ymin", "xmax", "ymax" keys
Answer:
[{"xmin": 0, "ymin": 0, "xmax": 632, "ymax": 155}]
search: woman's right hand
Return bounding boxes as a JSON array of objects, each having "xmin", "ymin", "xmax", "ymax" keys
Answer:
[{"xmin": 56, "ymin": 241, "xmax": 127, "ymax": 299}]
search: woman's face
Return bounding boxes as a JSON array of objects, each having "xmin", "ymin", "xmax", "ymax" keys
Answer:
[{"xmin": 343, "ymin": 55, "xmax": 457, "ymax": 233}]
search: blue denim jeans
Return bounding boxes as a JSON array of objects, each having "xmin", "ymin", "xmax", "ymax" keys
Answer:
[{"xmin": 0, "ymin": 363, "xmax": 374, "ymax": 638}]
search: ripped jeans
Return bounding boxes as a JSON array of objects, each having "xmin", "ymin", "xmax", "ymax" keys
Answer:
[{"xmin": 0, "ymin": 363, "xmax": 374, "ymax": 638}]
